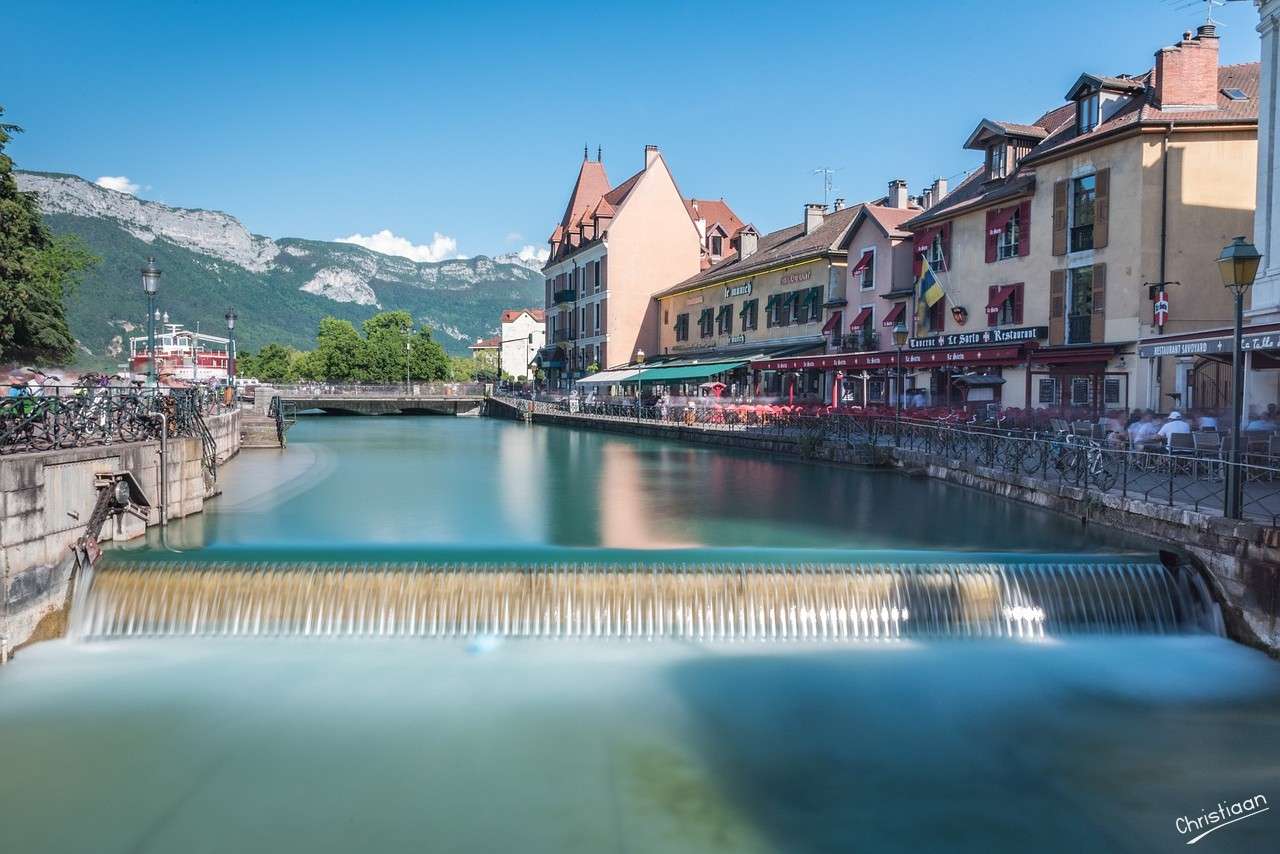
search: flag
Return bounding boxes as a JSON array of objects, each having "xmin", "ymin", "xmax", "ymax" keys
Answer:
[{"xmin": 915, "ymin": 257, "xmax": 945, "ymax": 324}]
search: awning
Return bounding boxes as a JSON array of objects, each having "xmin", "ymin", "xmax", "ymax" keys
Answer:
[
  {"xmin": 881, "ymin": 303, "xmax": 905, "ymax": 328},
  {"xmin": 851, "ymin": 250, "xmax": 874, "ymax": 275},
  {"xmin": 1030, "ymin": 345, "xmax": 1120, "ymax": 366},
  {"xmin": 821, "ymin": 310, "xmax": 842, "ymax": 335},
  {"xmin": 954, "ymin": 373, "xmax": 1006, "ymax": 386},
  {"xmin": 577, "ymin": 368, "xmax": 642, "ymax": 385},
  {"xmin": 754, "ymin": 344, "xmax": 1029, "ymax": 373},
  {"xmin": 987, "ymin": 206, "xmax": 1017, "ymax": 236},
  {"xmin": 848, "ymin": 307, "xmax": 873, "ymax": 330},
  {"xmin": 634, "ymin": 360, "xmax": 747, "ymax": 383},
  {"xmin": 986, "ymin": 285, "xmax": 1017, "ymax": 316}
]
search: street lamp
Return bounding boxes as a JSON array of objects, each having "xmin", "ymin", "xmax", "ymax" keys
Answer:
[
  {"xmin": 224, "ymin": 307, "xmax": 237, "ymax": 384},
  {"xmin": 405, "ymin": 337, "xmax": 412, "ymax": 394},
  {"xmin": 1217, "ymin": 236, "xmax": 1262, "ymax": 519},
  {"xmin": 893, "ymin": 321, "xmax": 909, "ymax": 445},
  {"xmin": 141, "ymin": 258, "xmax": 161, "ymax": 385}
]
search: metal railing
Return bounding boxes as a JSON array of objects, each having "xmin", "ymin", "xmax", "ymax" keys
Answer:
[
  {"xmin": 272, "ymin": 383, "xmax": 486, "ymax": 398},
  {"xmin": 0, "ymin": 385, "xmax": 232, "ymax": 466},
  {"xmin": 493, "ymin": 396, "xmax": 1280, "ymax": 526}
]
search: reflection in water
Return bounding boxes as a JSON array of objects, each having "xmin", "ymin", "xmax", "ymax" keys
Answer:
[{"xmin": 149, "ymin": 417, "xmax": 1149, "ymax": 554}]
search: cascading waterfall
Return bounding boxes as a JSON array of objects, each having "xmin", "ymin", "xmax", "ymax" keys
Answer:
[{"xmin": 69, "ymin": 558, "xmax": 1222, "ymax": 641}]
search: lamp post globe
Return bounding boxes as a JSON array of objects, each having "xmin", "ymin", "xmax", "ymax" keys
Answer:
[
  {"xmin": 893, "ymin": 321, "xmax": 909, "ymax": 435},
  {"xmin": 140, "ymin": 258, "xmax": 161, "ymax": 385},
  {"xmin": 1217, "ymin": 237, "xmax": 1261, "ymax": 519},
  {"xmin": 224, "ymin": 308, "xmax": 238, "ymax": 383}
]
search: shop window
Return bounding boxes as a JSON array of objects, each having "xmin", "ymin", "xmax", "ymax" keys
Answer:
[
  {"xmin": 1038, "ymin": 377, "xmax": 1059, "ymax": 406},
  {"xmin": 675, "ymin": 313, "xmax": 689, "ymax": 342},
  {"xmin": 1070, "ymin": 377, "xmax": 1092, "ymax": 407},
  {"xmin": 741, "ymin": 299, "xmax": 759, "ymax": 331},
  {"xmin": 1104, "ymin": 376, "xmax": 1122, "ymax": 407},
  {"xmin": 1070, "ymin": 175, "xmax": 1096, "ymax": 252}
]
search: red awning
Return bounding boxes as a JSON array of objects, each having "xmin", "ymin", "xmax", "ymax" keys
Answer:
[
  {"xmin": 881, "ymin": 303, "xmax": 905, "ymax": 327},
  {"xmin": 1030, "ymin": 345, "xmax": 1118, "ymax": 366},
  {"xmin": 752, "ymin": 345, "xmax": 1028, "ymax": 373},
  {"xmin": 821, "ymin": 310, "xmax": 842, "ymax": 335},
  {"xmin": 848, "ymin": 307, "xmax": 873, "ymax": 330},
  {"xmin": 986, "ymin": 285, "xmax": 1017, "ymax": 316},
  {"xmin": 987, "ymin": 206, "xmax": 1017, "ymax": 236},
  {"xmin": 851, "ymin": 250, "xmax": 874, "ymax": 275}
]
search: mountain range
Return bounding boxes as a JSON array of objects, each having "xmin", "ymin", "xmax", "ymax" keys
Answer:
[{"xmin": 14, "ymin": 171, "xmax": 546, "ymax": 363}]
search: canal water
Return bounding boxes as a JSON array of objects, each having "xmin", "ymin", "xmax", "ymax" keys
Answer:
[{"xmin": 1, "ymin": 417, "xmax": 1277, "ymax": 853}]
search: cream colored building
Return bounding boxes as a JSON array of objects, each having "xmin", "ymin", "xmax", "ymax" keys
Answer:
[{"xmin": 898, "ymin": 24, "xmax": 1257, "ymax": 413}]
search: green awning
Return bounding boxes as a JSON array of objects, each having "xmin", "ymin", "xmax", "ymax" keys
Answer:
[{"xmin": 634, "ymin": 360, "xmax": 747, "ymax": 383}]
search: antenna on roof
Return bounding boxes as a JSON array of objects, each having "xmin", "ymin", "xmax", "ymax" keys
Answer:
[{"xmin": 811, "ymin": 167, "xmax": 840, "ymax": 205}]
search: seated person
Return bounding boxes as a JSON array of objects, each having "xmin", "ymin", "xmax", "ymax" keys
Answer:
[{"xmin": 1157, "ymin": 411, "xmax": 1192, "ymax": 445}]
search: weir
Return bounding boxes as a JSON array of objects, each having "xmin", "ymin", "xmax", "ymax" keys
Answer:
[{"xmin": 71, "ymin": 555, "xmax": 1223, "ymax": 641}]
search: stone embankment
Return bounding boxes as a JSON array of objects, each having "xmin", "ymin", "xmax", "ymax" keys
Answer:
[
  {"xmin": 488, "ymin": 397, "xmax": 1279, "ymax": 655},
  {"xmin": 0, "ymin": 408, "xmax": 241, "ymax": 658}
]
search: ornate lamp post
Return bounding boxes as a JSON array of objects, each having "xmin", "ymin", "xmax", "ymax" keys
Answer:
[
  {"xmin": 1217, "ymin": 236, "xmax": 1262, "ymax": 519},
  {"xmin": 405, "ymin": 337, "xmax": 412, "ymax": 394},
  {"xmin": 224, "ymin": 307, "xmax": 237, "ymax": 384},
  {"xmin": 141, "ymin": 258, "xmax": 161, "ymax": 385},
  {"xmin": 893, "ymin": 321, "xmax": 909, "ymax": 444}
]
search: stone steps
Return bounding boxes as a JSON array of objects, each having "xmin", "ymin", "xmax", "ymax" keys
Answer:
[{"xmin": 241, "ymin": 415, "xmax": 284, "ymax": 449}]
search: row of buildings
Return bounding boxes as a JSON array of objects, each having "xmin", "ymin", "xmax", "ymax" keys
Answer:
[{"xmin": 533, "ymin": 22, "xmax": 1280, "ymax": 416}]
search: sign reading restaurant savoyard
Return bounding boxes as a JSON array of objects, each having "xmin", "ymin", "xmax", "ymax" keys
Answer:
[{"xmin": 1137, "ymin": 332, "xmax": 1279, "ymax": 358}]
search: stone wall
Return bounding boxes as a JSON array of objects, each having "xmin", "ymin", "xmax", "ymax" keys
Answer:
[{"xmin": 0, "ymin": 408, "xmax": 241, "ymax": 658}]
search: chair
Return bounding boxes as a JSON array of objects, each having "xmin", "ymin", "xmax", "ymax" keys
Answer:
[
  {"xmin": 1192, "ymin": 431, "xmax": 1223, "ymax": 479},
  {"xmin": 1167, "ymin": 431, "xmax": 1196, "ymax": 476}
]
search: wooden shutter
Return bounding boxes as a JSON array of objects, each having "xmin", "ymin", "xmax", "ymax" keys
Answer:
[
  {"xmin": 600, "ymin": 298, "xmax": 607, "ymax": 333},
  {"xmin": 987, "ymin": 285, "xmax": 999, "ymax": 327},
  {"xmin": 1049, "ymin": 270, "xmax": 1066, "ymax": 344},
  {"xmin": 985, "ymin": 210, "xmax": 998, "ymax": 264},
  {"xmin": 1017, "ymin": 200, "xmax": 1031, "ymax": 257},
  {"xmin": 1091, "ymin": 263, "xmax": 1107, "ymax": 343},
  {"xmin": 1052, "ymin": 180, "xmax": 1068, "ymax": 256},
  {"xmin": 941, "ymin": 222, "xmax": 952, "ymax": 268},
  {"xmin": 1093, "ymin": 168, "xmax": 1110, "ymax": 249},
  {"xmin": 1012, "ymin": 283, "xmax": 1024, "ymax": 324},
  {"xmin": 599, "ymin": 256, "xmax": 607, "ymax": 291}
]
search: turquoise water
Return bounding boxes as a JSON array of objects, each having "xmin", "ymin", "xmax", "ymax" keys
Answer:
[{"xmin": 1, "ymin": 416, "xmax": 1277, "ymax": 853}]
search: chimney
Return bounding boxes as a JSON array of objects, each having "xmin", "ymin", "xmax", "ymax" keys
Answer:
[
  {"xmin": 921, "ymin": 188, "xmax": 934, "ymax": 210},
  {"xmin": 832, "ymin": 198, "xmax": 845, "ymax": 211},
  {"xmin": 804, "ymin": 203, "xmax": 826, "ymax": 235},
  {"xmin": 1153, "ymin": 25, "xmax": 1220, "ymax": 109},
  {"xmin": 644, "ymin": 144, "xmax": 660, "ymax": 168},
  {"xmin": 931, "ymin": 177, "xmax": 948, "ymax": 204},
  {"xmin": 888, "ymin": 179, "xmax": 909, "ymax": 209},
  {"xmin": 738, "ymin": 228, "xmax": 758, "ymax": 260}
]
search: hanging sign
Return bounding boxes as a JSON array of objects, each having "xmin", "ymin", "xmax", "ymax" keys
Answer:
[{"xmin": 1153, "ymin": 291, "xmax": 1169, "ymax": 327}]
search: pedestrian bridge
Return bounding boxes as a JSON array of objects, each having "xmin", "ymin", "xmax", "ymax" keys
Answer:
[{"xmin": 270, "ymin": 383, "xmax": 486, "ymax": 416}]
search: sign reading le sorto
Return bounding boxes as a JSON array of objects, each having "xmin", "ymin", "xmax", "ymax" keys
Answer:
[
  {"xmin": 1138, "ymin": 331, "xmax": 1279, "ymax": 358},
  {"xmin": 908, "ymin": 325, "xmax": 1048, "ymax": 351}
]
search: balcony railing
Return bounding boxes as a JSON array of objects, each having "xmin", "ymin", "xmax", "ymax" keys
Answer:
[
  {"xmin": 553, "ymin": 289, "xmax": 576, "ymax": 305},
  {"xmin": 1067, "ymin": 314, "xmax": 1092, "ymax": 345},
  {"xmin": 841, "ymin": 329, "xmax": 881, "ymax": 353}
]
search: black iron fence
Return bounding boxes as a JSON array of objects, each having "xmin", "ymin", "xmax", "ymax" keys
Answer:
[
  {"xmin": 272, "ymin": 383, "xmax": 486, "ymax": 398},
  {"xmin": 495, "ymin": 396, "xmax": 1280, "ymax": 526},
  {"xmin": 0, "ymin": 385, "xmax": 233, "ymax": 459}
]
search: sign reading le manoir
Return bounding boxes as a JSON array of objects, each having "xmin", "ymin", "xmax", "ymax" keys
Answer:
[
  {"xmin": 725, "ymin": 281, "xmax": 753, "ymax": 298},
  {"xmin": 909, "ymin": 326, "xmax": 1048, "ymax": 351}
]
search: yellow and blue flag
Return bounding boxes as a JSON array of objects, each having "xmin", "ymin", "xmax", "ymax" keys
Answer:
[{"xmin": 915, "ymin": 257, "xmax": 945, "ymax": 324}]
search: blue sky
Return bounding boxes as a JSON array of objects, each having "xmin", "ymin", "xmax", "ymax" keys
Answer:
[{"xmin": 5, "ymin": 0, "xmax": 1264, "ymax": 263}]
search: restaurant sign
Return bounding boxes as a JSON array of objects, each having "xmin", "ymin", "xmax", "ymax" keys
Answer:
[
  {"xmin": 1137, "ymin": 331, "xmax": 1280, "ymax": 359},
  {"xmin": 779, "ymin": 268, "xmax": 813, "ymax": 286},
  {"xmin": 725, "ymin": 281, "xmax": 753, "ymax": 298},
  {"xmin": 754, "ymin": 346, "xmax": 1024, "ymax": 373},
  {"xmin": 909, "ymin": 325, "xmax": 1047, "ymax": 351}
]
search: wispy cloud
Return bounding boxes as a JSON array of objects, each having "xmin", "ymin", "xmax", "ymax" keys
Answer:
[
  {"xmin": 504, "ymin": 231, "xmax": 524, "ymax": 243},
  {"xmin": 95, "ymin": 175, "xmax": 140, "ymax": 195},
  {"xmin": 335, "ymin": 229, "xmax": 459, "ymax": 262}
]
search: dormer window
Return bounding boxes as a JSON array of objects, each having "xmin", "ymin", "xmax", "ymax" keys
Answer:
[
  {"xmin": 989, "ymin": 144, "xmax": 1007, "ymax": 179},
  {"xmin": 1077, "ymin": 92, "xmax": 1100, "ymax": 133},
  {"xmin": 711, "ymin": 235, "xmax": 723, "ymax": 256}
]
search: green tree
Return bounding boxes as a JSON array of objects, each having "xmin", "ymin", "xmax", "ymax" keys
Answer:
[
  {"xmin": 448, "ymin": 355, "xmax": 478, "ymax": 381},
  {"xmin": 362, "ymin": 310, "xmax": 413, "ymax": 383},
  {"xmin": 250, "ymin": 343, "xmax": 295, "ymax": 382},
  {"xmin": 310, "ymin": 317, "xmax": 369, "ymax": 381},
  {"xmin": 409, "ymin": 326, "xmax": 449, "ymax": 381},
  {"xmin": 0, "ymin": 106, "xmax": 98, "ymax": 363}
]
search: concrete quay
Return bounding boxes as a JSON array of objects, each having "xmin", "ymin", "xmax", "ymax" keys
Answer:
[{"xmin": 0, "ymin": 408, "xmax": 241, "ymax": 659}]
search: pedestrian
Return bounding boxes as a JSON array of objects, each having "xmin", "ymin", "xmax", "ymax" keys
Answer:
[{"xmin": 1156, "ymin": 410, "xmax": 1191, "ymax": 446}]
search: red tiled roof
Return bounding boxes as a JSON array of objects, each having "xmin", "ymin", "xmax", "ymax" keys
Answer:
[
  {"xmin": 602, "ymin": 169, "xmax": 642, "ymax": 206},
  {"xmin": 863, "ymin": 203, "xmax": 922, "ymax": 239},
  {"xmin": 685, "ymin": 198, "xmax": 745, "ymax": 237},
  {"xmin": 470, "ymin": 336, "xmax": 500, "ymax": 349},
  {"xmin": 501, "ymin": 308, "xmax": 546, "ymax": 323},
  {"xmin": 558, "ymin": 159, "xmax": 610, "ymax": 232}
]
